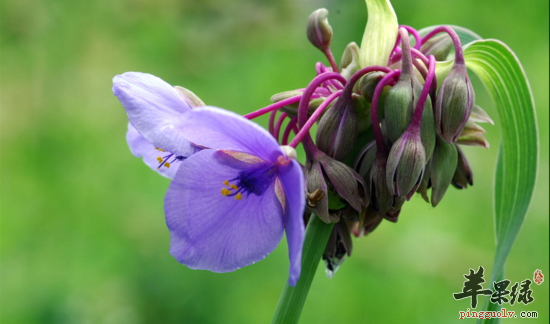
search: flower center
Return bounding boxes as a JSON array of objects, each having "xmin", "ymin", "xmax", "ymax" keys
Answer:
[
  {"xmin": 155, "ymin": 148, "xmax": 187, "ymax": 169},
  {"xmin": 220, "ymin": 162, "xmax": 278, "ymax": 201}
]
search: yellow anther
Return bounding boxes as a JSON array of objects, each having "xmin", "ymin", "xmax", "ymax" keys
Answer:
[
  {"xmin": 235, "ymin": 193, "xmax": 242, "ymax": 200},
  {"xmin": 164, "ymin": 162, "xmax": 170, "ymax": 168},
  {"xmin": 155, "ymin": 147, "xmax": 165, "ymax": 152},
  {"xmin": 223, "ymin": 180, "xmax": 229, "ymax": 186},
  {"xmin": 230, "ymin": 184, "xmax": 239, "ymax": 190},
  {"xmin": 221, "ymin": 188, "xmax": 230, "ymax": 196},
  {"xmin": 157, "ymin": 157, "xmax": 163, "ymax": 163}
]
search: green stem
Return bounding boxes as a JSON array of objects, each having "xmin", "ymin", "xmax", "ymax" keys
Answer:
[{"xmin": 271, "ymin": 214, "xmax": 334, "ymax": 324}]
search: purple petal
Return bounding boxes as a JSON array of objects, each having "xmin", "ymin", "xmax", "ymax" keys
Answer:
[
  {"xmin": 113, "ymin": 72, "xmax": 194, "ymax": 156},
  {"xmin": 126, "ymin": 123, "xmax": 180, "ymax": 179},
  {"xmin": 278, "ymin": 159, "xmax": 305, "ymax": 286},
  {"xmin": 178, "ymin": 107, "xmax": 282, "ymax": 162},
  {"xmin": 165, "ymin": 150, "xmax": 284, "ymax": 272}
]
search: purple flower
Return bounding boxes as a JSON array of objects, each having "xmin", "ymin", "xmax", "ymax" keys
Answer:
[
  {"xmin": 164, "ymin": 107, "xmax": 305, "ymax": 285},
  {"xmin": 113, "ymin": 72, "xmax": 198, "ymax": 178}
]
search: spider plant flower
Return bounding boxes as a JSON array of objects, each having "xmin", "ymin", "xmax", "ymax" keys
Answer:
[
  {"xmin": 164, "ymin": 107, "xmax": 305, "ymax": 286},
  {"xmin": 113, "ymin": 72, "xmax": 201, "ymax": 178}
]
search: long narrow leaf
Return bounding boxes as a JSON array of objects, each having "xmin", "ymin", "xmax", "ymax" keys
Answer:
[{"xmin": 435, "ymin": 39, "xmax": 538, "ymax": 322}]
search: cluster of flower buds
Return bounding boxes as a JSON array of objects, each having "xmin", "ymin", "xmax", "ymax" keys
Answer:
[{"xmin": 265, "ymin": 9, "xmax": 493, "ymax": 276}]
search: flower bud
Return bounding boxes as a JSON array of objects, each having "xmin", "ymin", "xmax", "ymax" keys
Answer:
[
  {"xmin": 435, "ymin": 63, "xmax": 475, "ymax": 143},
  {"xmin": 355, "ymin": 140, "xmax": 377, "ymax": 180},
  {"xmin": 306, "ymin": 8, "xmax": 332, "ymax": 51},
  {"xmin": 323, "ymin": 221, "xmax": 352, "ymax": 278},
  {"xmin": 305, "ymin": 149, "xmax": 368, "ymax": 223},
  {"xmin": 340, "ymin": 42, "xmax": 361, "ymax": 80},
  {"xmin": 354, "ymin": 206, "xmax": 383, "ymax": 237},
  {"xmin": 358, "ymin": 71, "xmax": 385, "ymax": 102},
  {"xmin": 452, "ymin": 144, "xmax": 473, "ymax": 189},
  {"xmin": 416, "ymin": 157, "xmax": 433, "ymax": 203},
  {"xmin": 383, "ymin": 78, "xmax": 414, "ymax": 141},
  {"xmin": 370, "ymin": 155, "xmax": 394, "ymax": 215},
  {"xmin": 352, "ymin": 93, "xmax": 372, "ymax": 133},
  {"xmin": 174, "ymin": 86, "xmax": 205, "ymax": 107},
  {"xmin": 383, "ymin": 74, "xmax": 435, "ymax": 161},
  {"xmin": 431, "ymin": 136, "xmax": 458, "ymax": 207},
  {"xmin": 420, "ymin": 34, "xmax": 453, "ymax": 61},
  {"xmin": 316, "ymin": 96, "xmax": 358, "ymax": 161},
  {"xmin": 386, "ymin": 130, "xmax": 426, "ymax": 198},
  {"xmin": 305, "ymin": 160, "xmax": 331, "ymax": 223}
]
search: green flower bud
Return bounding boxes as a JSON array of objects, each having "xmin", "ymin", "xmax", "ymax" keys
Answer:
[
  {"xmin": 452, "ymin": 145, "xmax": 473, "ymax": 189},
  {"xmin": 316, "ymin": 97, "xmax": 358, "ymax": 161},
  {"xmin": 358, "ymin": 71, "xmax": 385, "ymax": 102},
  {"xmin": 416, "ymin": 157, "xmax": 433, "ymax": 203},
  {"xmin": 352, "ymin": 93, "xmax": 372, "ymax": 133},
  {"xmin": 435, "ymin": 63, "xmax": 475, "ymax": 143},
  {"xmin": 386, "ymin": 130, "xmax": 426, "ymax": 198},
  {"xmin": 420, "ymin": 33, "xmax": 454, "ymax": 61},
  {"xmin": 383, "ymin": 78, "xmax": 414, "ymax": 142},
  {"xmin": 431, "ymin": 136, "xmax": 458, "ymax": 207},
  {"xmin": 174, "ymin": 86, "xmax": 205, "ymax": 107},
  {"xmin": 340, "ymin": 42, "xmax": 361, "ymax": 80},
  {"xmin": 306, "ymin": 8, "xmax": 332, "ymax": 51}
]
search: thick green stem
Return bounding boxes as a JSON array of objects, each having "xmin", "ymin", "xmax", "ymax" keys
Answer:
[{"xmin": 271, "ymin": 215, "xmax": 334, "ymax": 324}]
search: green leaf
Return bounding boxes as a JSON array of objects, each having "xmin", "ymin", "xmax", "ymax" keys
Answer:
[
  {"xmin": 436, "ymin": 40, "xmax": 538, "ymax": 318},
  {"xmin": 359, "ymin": 0, "xmax": 398, "ymax": 68},
  {"xmin": 271, "ymin": 215, "xmax": 334, "ymax": 324}
]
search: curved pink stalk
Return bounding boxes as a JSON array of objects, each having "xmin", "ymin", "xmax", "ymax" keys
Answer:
[
  {"xmin": 274, "ymin": 112, "xmax": 288, "ymax": 143},
  {"xmin": 268, "ymin": 110, "xmax": 277, "ymax": 136},
  {"xmin": 282, "ymin": 116, "xmax": 297, "ymax": 145},
  {"xmin": 410, "ymin": 55, "xmax": 436, "ymax": 129},
  {"xmin": 421, "ymin": 26, "xmax": 465, "ymax": 65},
  {"xmin": 371, "ymin": 70, "xmax": 401, "ymax": 155},
  {"xmin": 289, "ymin": 90, "xmax": 343, "ymax": 148},
  {"xmin": 244, "ymin": 95, "xmax": 302, "ymax": 120},
  {"xmin": 291, "ymin": 72, "xmax": 347, "ymax": 150},
  {"xmin": 322, "ymin": 47, "xmax": 339, "ymax": 73}
]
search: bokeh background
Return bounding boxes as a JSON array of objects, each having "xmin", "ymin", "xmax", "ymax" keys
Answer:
[{"xmin": 1, "ymin": 0, "xmax": 548, "ymax": 323}]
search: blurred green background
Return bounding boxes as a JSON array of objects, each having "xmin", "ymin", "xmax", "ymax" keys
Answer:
[{"xmin": 1, "ymin": 0, "xmax": 548, "ymax": 323}]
